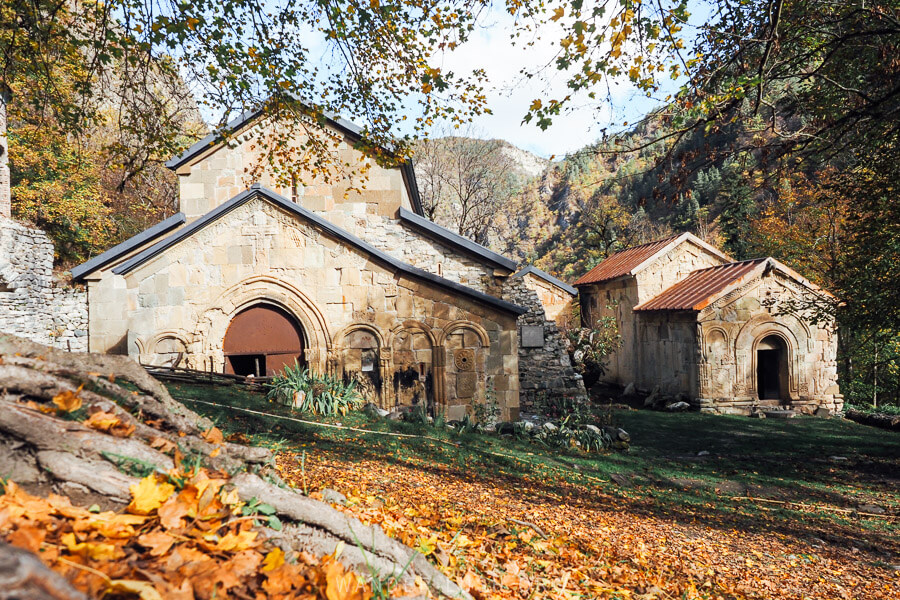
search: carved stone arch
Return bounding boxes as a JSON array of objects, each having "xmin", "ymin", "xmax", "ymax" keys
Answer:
[
  {"xmin": 386, "ymin": 320, "xmax": 437, "ymax": 348},
  {"xmin": 388, "ymin": 320, "xmax": 440, "ymax": 411},
  {"xmin": 333, "ymin": 323, "xmax": 389, "ymax": 406},
  {"xmin": 138, "ymin": 330, "xmax": 190, "ymax": 367},
  {"xmin": 334, "ymin": 323, "xmax": 386, "ymax": 349},
  {"xmin": 701, "ymin": 325, "xmax": 731, "ymax": 362},
  {"xmin": 735, "ymin": 312, "xmax": 811, "ymax": 353},
  {"xmin": 734, "ymin": 319, "xmax": 801, "ymax": 400},
  {"xmin": 191, "ymin": 275, "xmax": 331, "ymax": 373},
  {"xmin": 435, "ymin": 320, "xmax": 490, "ymax": 347}
]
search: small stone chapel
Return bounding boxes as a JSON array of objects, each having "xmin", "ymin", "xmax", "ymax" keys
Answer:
[
  {"xmin": 573, "ymin": 233, "xmax": 843, "ymax": 415},
  {"xmin": 55, "ymin": 109, "xmax": 586, "ymax": 421}
]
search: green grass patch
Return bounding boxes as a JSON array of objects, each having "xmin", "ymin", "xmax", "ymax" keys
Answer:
[{"xmin": 168, "ymin": 381, "xmax": 900, "ymax": 552}]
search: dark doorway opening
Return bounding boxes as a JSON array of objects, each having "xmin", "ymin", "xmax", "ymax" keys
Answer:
[
  {"xmin": 223, "ymin": 304, "xmax": 305, "ymax": 377},
  {"xmin": 227, "ymin": 354, "xmax": 266, "ymax": 377},
  {"xmin": 756, "ymin": 335, "xmax": 787, "ymax": 401}
]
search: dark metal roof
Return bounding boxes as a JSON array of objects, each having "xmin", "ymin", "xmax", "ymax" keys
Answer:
[
  {"xmin": 70, "ymin": 213, "xmax": 186, "ymax": 281},
  {"xmin": 573, "ymin": 235, "xmax": 683, "ymax": 286},
  {"xmin": 634, "ymin": 259, "xmax": 767, "ymax": 312},
  {"xmin": 513, "ymin": 265, "xmax": 577, "ymax": 296},
  {"xmin": 113, "ymin": 185, "xmax": 526, "ymax": 316},
  {"xmin": 398, "ymin": 206, "xmax": 517, "ymax": 271},
  {"xmin": 164, "ymin": 102, "xmax": 426, "ymax": 216}
]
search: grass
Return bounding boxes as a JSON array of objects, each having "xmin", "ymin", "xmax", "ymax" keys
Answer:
[{"xmin": 168, "ymin": 381, "xmax": 900, "ymax": 554}]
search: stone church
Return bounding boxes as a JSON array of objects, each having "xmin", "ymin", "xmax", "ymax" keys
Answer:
[
  {"xmin": 574, "ymin": 233, "xmax": 843, "ymax": 415},
  {"xmin": 62, "ymin": 110, "xmax": 586, "ymax": 421}
]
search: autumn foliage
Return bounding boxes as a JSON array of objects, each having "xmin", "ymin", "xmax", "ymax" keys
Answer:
[{"xmin": 0, "ymin": 464, "xmax": 376, "ymax": 600}]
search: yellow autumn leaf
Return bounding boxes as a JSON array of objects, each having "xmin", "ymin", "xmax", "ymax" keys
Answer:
[
  {"xmin": 550, "ymin": 6, "xmax": 564, "ymax": 21},
  {"xmin": 216, "ymin": 530, "xmax": 258, "ymax": 552},
  {"xmin": 61, "ymin": 532, "xmax": 119, "ymax": 561},
  {"xmin": 128, "ymin": 475, "xmax": 175, "ymax": 515},
  {"xmin": 529, "ymin": 99, "xmax": 542, "ymax": 111},
  {"xmin": 52, "ymin": 385, "xmax": 83, "ymax": 412},
  {"xmin": 262, "ymin": 547, "xmax": 285, "ymax": 571},
  {"xmin": 107, "ymin": 580, "xmax": 163, "ymax": 600},
  {"xmin": 325, "ymin": 560, "xmax": 363, "ymax": 600},
  {"xmin": 84, "ymin": 411, "xmax": 121, "ymax": 432}
]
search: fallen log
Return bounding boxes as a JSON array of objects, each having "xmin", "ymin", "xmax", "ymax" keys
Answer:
[{"xmin": 0, "ymin": 333, "xmax": 469, "ymax": 599}]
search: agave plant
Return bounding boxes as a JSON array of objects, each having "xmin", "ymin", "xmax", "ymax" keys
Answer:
[{"xmin": 267, "ymin": 361, "xmax": 363, "ymax": 416}]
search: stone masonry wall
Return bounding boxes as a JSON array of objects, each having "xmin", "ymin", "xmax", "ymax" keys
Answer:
[
  {"xmin": 503, "ymin": 276, "xmax": 587, "ymax": 413},
  {"xmin": 0, "ymin": 219, "xmax": 87, "ymax": 350}
]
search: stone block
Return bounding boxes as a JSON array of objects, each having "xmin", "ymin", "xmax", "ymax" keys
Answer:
[
  {"xmin": 521, "ymin": 325, "xmax": 544, "ymax": 348},
  {"xmin": 446, "ymin": 404, "xmax": 468, "ymax": 421}
]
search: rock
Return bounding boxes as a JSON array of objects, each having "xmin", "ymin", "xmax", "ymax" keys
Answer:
[
  {"xmin": 828, "ymin": 455, "xmax": 849, "ymax": 461},
  {"xmin": 623, "ymin": 382, "xmax": 636, "ymax": 396},
  {"xmin": 858, "ymin": 503, "xmax": 886, "ymax": 515},
  {"xmin": 814, "ymin": 406, "xmax": 832, "ymax": 417},
  {"xmin": 321, "ymin": 488, "xmax": 348, "ymax": 505},
  {"xmin": 386, "ymin": 409, "xmax": 405, "ymax": 421},
  {"xmin": 610, "ymin": 473, "xmax": 632, "ymax": 487},
  {"xmin": 495, "ymin": 422, "xmax": 516, "ymax": 435},
  {"xmin": 543, "ymin": 422, "xmax": 558, "ymax": 432},
  {"xmin": 585, "ymin": 424, "xmax": 601, "ymax": 434},
  {"xmin": 748, "ymin": 411, "xmax": 766, "ymax": 419},
  {"xmin": 643, "ymin": 393, "xmax": 659, "ymax": 408},
  {"xmin": 363, "ymin": 402, "xmax": 389, "ymax": 418},
  {"xmin": 764, "ymin": 409, "xmax": 796, "ymax": 419},
  {"xmin": 522, "ymin": 421, "xmax": 535, "ymax": 432},
  {"xmin": 697, "ymin": 450, "xmax": 710, "ymax": 456},
  {"xmin": 666, "ymin": 401, "xmax": 691, "ymax": 412}
]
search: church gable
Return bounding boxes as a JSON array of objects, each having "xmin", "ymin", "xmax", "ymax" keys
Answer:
[{"xmin": 85, "ymin": 185, "xmax": 524, "ymax": 419}]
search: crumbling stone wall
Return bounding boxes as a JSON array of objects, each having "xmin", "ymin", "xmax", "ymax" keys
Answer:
[
  {"xmin": 503, "ymin": 276, "xmax": 587, "ymax": 413},
  {"xmin": 0, "ymin": 219, "xmax": 87, "ymax": 350}
]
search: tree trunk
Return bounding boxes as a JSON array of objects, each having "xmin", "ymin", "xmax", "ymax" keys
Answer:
[{"xmin": 0, "ymin": 83, "xmax": 11, "ymax": 219}]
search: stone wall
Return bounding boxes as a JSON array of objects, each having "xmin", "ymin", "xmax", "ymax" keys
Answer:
[
  {"xmin": 696, "ymin": 269, "xmax": 842, "ymax": 415},
  {"xmin": 86, "ymin": 195, "xmax": 522, "ymax": 419},
  {"xmin": 0, "ymin": 219, "xmax": 87, "ymax": 350},
  {"xmin": 503, "ymin": 276, "xmax": 587, "ymax": 413}
]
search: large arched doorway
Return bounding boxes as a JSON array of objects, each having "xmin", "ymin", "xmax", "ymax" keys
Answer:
[
  {"xmin": 223, "ymin": 304, "xmax": 305, "ymax": 377},
  {"xmin": 756, "ymin": 335, "xmax": 789, "ymax": 402}
]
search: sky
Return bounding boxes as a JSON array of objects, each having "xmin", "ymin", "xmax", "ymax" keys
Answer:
[{"xmin": 434, "ymin": 7, "xmax": 664, "ymax": 159}]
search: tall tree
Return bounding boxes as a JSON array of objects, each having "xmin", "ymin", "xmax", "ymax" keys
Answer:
[{"xmin": 414, "ymin": 137, "xmax": 519, "ymax": 245}]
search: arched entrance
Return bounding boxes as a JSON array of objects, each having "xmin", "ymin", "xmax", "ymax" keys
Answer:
[
  {"xmin": 223, "ymin": 304, "xmax": 305, "ymax": 376},
  {"xmin": 756, "ymin": 335, "xmax": 788, "ymax": 402}
]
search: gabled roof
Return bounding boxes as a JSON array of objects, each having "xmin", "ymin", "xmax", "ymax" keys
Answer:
[
  {"xmin": 572, "ymin": 233, "xmax": 731, "ymax": 286},
  {"xmin": 398, "ymin": 207, "xmax": 517, "ymax": 272},
  {"xmin": 633, "ymin": 257, "xmax": 832, "ymax": 312},
  {"xmin": 113, "ymin": 185, "xmax": 526, "ymax": 316},
  {"xmin": 513, "ymin": 265, "xmax": 577, "ymax": 296},
  {"xmin": 71, "ymin": 213, "xmax": 186, "ymax": 281},
  {"xmin": 634, "ymin": 258, "xmax": 767, "ymax": 312},
  {"xmin": 164, "ymin": 102, "xmax": 426, "ymax": 216}
]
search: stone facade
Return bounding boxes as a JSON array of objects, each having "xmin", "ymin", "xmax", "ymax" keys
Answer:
[
  {"xmin": 82, "ymin": 188, "xmax": 523, "ymax": 419},
  {"xmin": 0, "ymin": 219, "xmax": 87, "ymax": 350},
  {"xmin": 503, "ymin": 276, "xmax": 587, "ymax": 413},
  {"xmin": 580, "ymin": 236, "xmax": 728, "ymax": 387},
  {"xmin": 517, "ymin": 269, "xmax": 576, "ymax": 328},
  {"xmin": 576, "ymin": 235, "xmax": 842, "ymax": 415}
]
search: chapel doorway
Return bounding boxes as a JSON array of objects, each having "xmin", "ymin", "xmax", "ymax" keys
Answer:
[
  {"xmin": 223, "ymin": 304, "xmax": 306, "ymax": 377},
  {"xmin": 756, "ymin": 335, "xmax": 788, "ymax": 402}
]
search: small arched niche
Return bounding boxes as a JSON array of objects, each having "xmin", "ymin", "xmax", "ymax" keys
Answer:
[
  {"xmin": 339, "ymin": 327, "xmax": 383, "ymax": 404},
  {"xmin": 223, "ymin": 304, "xmax": 306, "ymax": 377},
  {"xmin": 756, "ymin": 334, "xmax": 789, "ymax": 402}
]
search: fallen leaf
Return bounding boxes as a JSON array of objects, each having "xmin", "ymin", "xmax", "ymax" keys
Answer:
[
  {"xmin": 325, "ymin": 559, "xmax": 364, "ymax": 600},
  {"xmin": 107, "ymin": 579, "xmax": 163, "ymax": 600},
  {"xmin": 138, "ymin": 531, "xmax": 176, "ymax": 556},
  {"xmin": 128, "ymin": 475, "xmax": 176, "ymax": 515},
  {"xmin": 52, "ymin": 385, "xmax": 83, "ymax": 412},
  {"xmin": 262, "ymin": 547, "xmax": 285, "ymax": 572},
  {"xmin": 202, "ymin": 427, "xmax": 224, "ymax": 445}
]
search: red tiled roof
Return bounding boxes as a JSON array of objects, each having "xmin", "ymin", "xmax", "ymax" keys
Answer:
[
  {"xmin": 572, "ymin": 235, "xmax": 682, "ymax": 286},
  {"xmin": 634, "ymin": 259, "xmax": 767, "ymax": 312}
]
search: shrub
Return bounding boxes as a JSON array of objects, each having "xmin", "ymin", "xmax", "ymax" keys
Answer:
[{"xmin": 266, "ymin": 362, "xmax": 363, "ymax": 416}]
